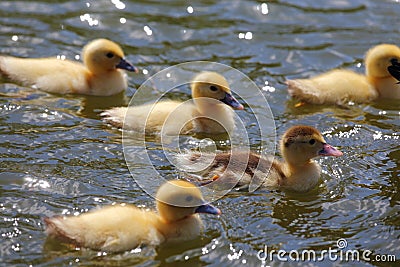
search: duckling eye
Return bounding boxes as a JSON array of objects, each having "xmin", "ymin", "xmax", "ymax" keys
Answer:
[
  {"xmin": 284, "ymin": 142, "xmax": 290, "ymax": 148},
  {"xmin": 309, "ymin": 139, "xmax": 316, "ymax": 145},
  {"xmin": 209, "ymin": 85, "xmax": 218, "ymax": 92},
  {"xmin": 106, "ymin": 52, "xmax": 114, "ymax": 58}
]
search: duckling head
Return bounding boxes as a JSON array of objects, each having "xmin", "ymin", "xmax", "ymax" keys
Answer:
[
  {"xmin": 365, "ymin": 44, "xmax": 400, "ymax": 79},
  {"xmin": 156, "ymin": 180, "xmax": 221, "ymax": 223},
  {"xmin": 280, "ymin": 125, "xmax": 343, "ymax": 166},
  {"xmin": 82, "ymin": 38, "xmax": 137, "ymax": 74},
  {"xmin": 191, "ymin": 72, "xmax": 244, "ymax": 110}
]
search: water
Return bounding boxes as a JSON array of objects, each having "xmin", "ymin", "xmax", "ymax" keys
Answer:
[{"xmin": 0, "ymin": 0, "xmax": 399, "ymax": 266}]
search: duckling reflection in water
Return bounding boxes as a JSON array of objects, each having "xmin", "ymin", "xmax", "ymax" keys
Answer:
[
  {"xmin": 0, "ymin": 38, "xmax": 137, "ymax": 96},
  {"xmin": 177, "ymin": 125, "xmax": 343, "ymax": 193},
  {"xmin": 102, "ymin": 71, "xmax": 244, "ymax": 135},
  {"xmin": 44, "ymin": 180, "xmax": 220, "ymax": 252}
]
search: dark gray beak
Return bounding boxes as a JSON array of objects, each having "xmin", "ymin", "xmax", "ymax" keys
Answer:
[
  {"xmin": 195, "ymin": 204, "xmax": 221, "ymax": 215},
  {"xmin": 220, "ymin": 92, "xmax": 244, "ymax": 110},
  {"xmin": 116, "ymin": 58, "xmax": 138, "ymax": 73}
]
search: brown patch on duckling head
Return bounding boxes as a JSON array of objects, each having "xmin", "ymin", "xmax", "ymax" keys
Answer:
[
  {"xmin": 365, "ymin": 44, "xmax": 400, "ymax": 79},
  {"xmin": 282, "ymin": 125, "xmax": 325, "ymax": 147},
  {"xmin": 280, "ymin": 125, "xmax": 327, "ymax": 165}
]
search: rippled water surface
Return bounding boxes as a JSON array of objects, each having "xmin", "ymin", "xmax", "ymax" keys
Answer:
[{"xmin": 1, "ymin": 0, "xmax": 399, "ymax": 266}]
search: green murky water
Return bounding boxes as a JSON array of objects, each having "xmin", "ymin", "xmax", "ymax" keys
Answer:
[{"xmin": 0, "ymin": 0, "xmax": 399, "ymax": 266}]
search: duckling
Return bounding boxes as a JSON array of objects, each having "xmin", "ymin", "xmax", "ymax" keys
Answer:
[
  {"xmin": 286, "ymin": 44, "xmax": 400, "ymax": 104},
  {"xmin": 44, "ymin": 180, "xmax": 221, "ymax": 252},
  {"xmin": 177, "ymin": 125, "xmax": 343, "ymax": 192},
  {"xmin": 0, "ymin": 38, "xmax": 137, "ymax": 96},
  {"xmin": 101, "ymin": 71, "xmax": 244, "ymax": 134}
]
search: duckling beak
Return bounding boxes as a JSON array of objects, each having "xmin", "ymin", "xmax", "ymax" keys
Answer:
[
  {"xmin": 390, "ymin": 58, "xmax": 400, "ymax": 67},
  {"xmin": 318, "ymin": 143, "xmax": 343, "ymax": 157},
  {"xmin": 116, "ymin": 58, "xmax": 138, "ymax": 73},
  {"xmin": 195, "ymin": 204, "xmax": 221, "ymax": 215},
  {"xmin": 220, "ymin": 92, "xmax": 244, "ymax": 110},
  {"xmin": 388, "ymin": 58, "xmax": 400, "ymax": 84}
]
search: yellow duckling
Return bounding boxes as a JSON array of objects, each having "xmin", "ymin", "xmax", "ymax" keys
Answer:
[
  {"xmin": 102, "ymin": 71, "xmax": 244, "ymax": 134},
  {"xmin": 177, "ymin": 125, "xmax": 343, "ymax": 192},
  {"xmin": 44, "ymin": 180, "xmax": 221, "ymax": 252},
  {"xmin": 0, "ymin": 38, "xmax": 137, "ymax": 96},
  {"xmin": 286, "ymin": 44, "xmax": 400, "ymax": 104}
]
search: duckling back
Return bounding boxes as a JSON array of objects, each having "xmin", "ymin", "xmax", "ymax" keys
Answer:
[
  {"xmin": 286, "ymin": 44, "xmax": 400, "ymax": 104},
  {"xmin": 0, "ymin": 39, "xmax": 136, "ymax": 96},
  {"xmin": 177, "ymin": 151, "xmax": 282, "ymax": 190},
  {"xmin": 102, "ymin": 71, "xmax": 241, "ymax": 134},
  {"xmin": 0, "ymin": 56, "xmax": 90, "ymax": 94},
  {"xmin": 102, "ymin": 100, "xmax": 196, "ymax": 134},
  {"xmin": 287, "ymin": 69, "xmax": 378, "ymax": 105},
  {"xmin": 45, "ymin": 205, "xmax": 163, "ymax": 252},
  {"xmin": 44, "ymin": 180, "xmax": 220, "ymax": 252},
  {"xmin": 177, "ymin": 125, "xmax": 342, "ymax": 192},
  {"xmin": 102, "ymin": 96, "xmax": 236, "ymax": 134}
]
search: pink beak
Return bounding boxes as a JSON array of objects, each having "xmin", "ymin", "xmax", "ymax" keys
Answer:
[{"xmin": 319, "ymin": 143, "xmax": 343, "ymax": 157}]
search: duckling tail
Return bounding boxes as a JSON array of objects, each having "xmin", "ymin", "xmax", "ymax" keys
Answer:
[{"xmin": 44, "ymin": 216, "xmax": 80, "ymax": 245}]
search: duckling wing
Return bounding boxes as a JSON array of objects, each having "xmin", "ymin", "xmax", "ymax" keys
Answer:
[
  {"xmin": 286, "ymin": 69, "xmax": 378, "ymax": 104},
  {"xmin": 44, "ymin": 205, "xmax": 164, "ymax": 252},
  {"xmin": 155, "ymin": 215, "xmax": 204, "ymax": 243},
  {"xmin": 177, "ymin": 151, "xmax": 285, "ymax": 191},
  {"xmin": 191, "ymin": 105, "xmax": 236, "ymax": 134},
  {"xmin": 0, "ymin": 56, "xmax": 88, "ymax": 94}
]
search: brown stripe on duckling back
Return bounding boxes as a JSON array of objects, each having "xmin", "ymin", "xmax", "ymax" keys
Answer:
[{"xmin": 191, "ymin": 151, "xmax": 285, "ymax": 180}]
